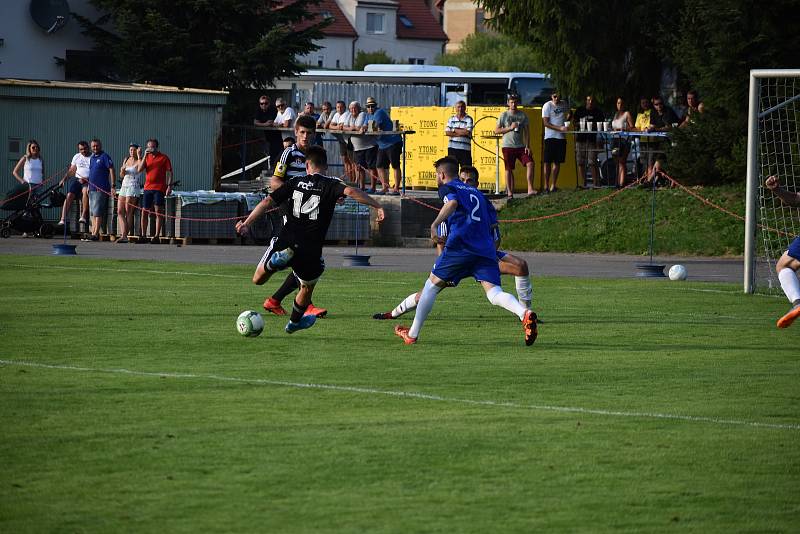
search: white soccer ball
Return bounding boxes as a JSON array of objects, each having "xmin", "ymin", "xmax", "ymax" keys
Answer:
[
  {"xmin": 668, "ymin": 264, "xmax": 688, "ymax": 281},
  {"xmin": 236, "ymin": 310, "xmax": 265, "ymax": 337}
]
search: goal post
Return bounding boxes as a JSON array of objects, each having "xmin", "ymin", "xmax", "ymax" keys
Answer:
[{"xmin": 744, "ymin": 69, "xmax": 800, "ymax": 294}]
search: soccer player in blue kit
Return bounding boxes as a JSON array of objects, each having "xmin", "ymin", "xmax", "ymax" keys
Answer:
[
  {"xmin": 765, "ymin": 174, "xmax": 800, "ymax": 328},
  {"xmin": 394, "ymin": 156, "xmax": 538, "ymax": 345}
]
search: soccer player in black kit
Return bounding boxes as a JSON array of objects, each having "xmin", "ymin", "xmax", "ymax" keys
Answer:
[{"xmin": 236, "ymin": 145, "xmax": 385, "ymax": 333}]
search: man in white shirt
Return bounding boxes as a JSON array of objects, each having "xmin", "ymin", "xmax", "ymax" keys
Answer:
[
  {"xmin": 343, "ymin": 101, "xmax": 379, "ymax": 191},
  {"xmin": 57, "ymin": 140, "xmax": 91, "ymax": 228},
  {"xmin": 541, "ymin": 91, "xmax": 569, "ymax": 193},
  {"xmin": 327, "ymin": 100, "xmax": 356, "ymax": 183},
  {"xmin": 274, "ymin": 97, "xmax": 297, "ymax": 132},
  {"xmin": 445, "ymin": 100, "xmax": 474, "ymax": 171}
]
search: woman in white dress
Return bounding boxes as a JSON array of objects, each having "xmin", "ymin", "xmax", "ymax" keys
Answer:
[
  {"xmin": 116, "ymin": 143, "xmax": 144, "ymax": 243},
  {"xmin": 12, "ymin": 140, "xmax": 45, "ymax": 186}
]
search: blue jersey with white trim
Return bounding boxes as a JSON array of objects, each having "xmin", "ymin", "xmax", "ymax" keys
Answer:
[{"xmin": 437, "ymin": 179, "xmax": 497, "ymax": 260}]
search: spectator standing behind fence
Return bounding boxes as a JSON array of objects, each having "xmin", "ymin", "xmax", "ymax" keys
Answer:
[
  {"xmin": 645, "ymin": 96, "xmax": 680, "ymax": 180},
  {"xmin": 572, "ymin": 95, "xmax": 604, "ymax": 189},
  {"xmin": 301, "ymin": 101, "xmax": 324, "ymax": 146},
  {"xmin": 274, "ymin": 98, "xmax": 297, "ymax": 132},
  {"xmin": 634, "ymin": 97, "xmax": 655, "ymax": 178},
  {"xmin": 365, "ymin": 96, "xmax": 402, "ymax": 195},
  {"xmin": 494, "ymin": 93, "xmax": 535, "ymax": 198},
  {"xmin": 13, "ymin": 139, "xmax": 44, "ymax": 186},
  {"xmin": 680, "ymin": 89, "xmax": 705, "ymax": 128},
  {"xmin": 611, "ymin": 97, "xmax": 635, "ymax": 188},
  {"xmin": 445, "ymin": 100, "xmax": 474, "ymax": 170},
  {"xmin": 254, "ymin": 95, "xmax": 282, "ymax": 170},
  {"xmin": 136, "ymin": 139, "xmax": 173, "ymax": 244},
  {"xmin": 58, "ymin": 141, "xmax": 90, "ymax": 228},
  {"xmin": 344, "ymin": 101, "xmax": 378, "ymax": 192},
  {"xmin": 541, "ymin": 91, "xmax": 569, "ymax": 193},
  {"xmin": 115, "ymin": 143, "xmax": 143, "ymax": 243},
  {"xmin": 328, "ymin": 100, "xmax": 356, "ymax": 184},
  {"xmin": 86, "ymin": 139, "xmax": 115, "ymax": 242}
]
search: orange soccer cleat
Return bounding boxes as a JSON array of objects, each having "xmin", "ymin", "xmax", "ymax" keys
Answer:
[
  {"xmin": 777, "ymin": 304, "xmax": 800, "ymax": 329},
  {"xmin": 523, "ymin": 309, "xmax": 538, "ymax": 346},
  {"xmin": 394, "ymin": 324, "xmax": 417, "ymax": 345},
  {"xmin": 263, "ymin": 297, "xmax": 287, "ymax": 316}
]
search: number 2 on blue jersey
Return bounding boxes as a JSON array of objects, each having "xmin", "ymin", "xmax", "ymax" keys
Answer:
[{"xmin": 469, "ymin": 193, "xmax": 481, "ymax": 222}]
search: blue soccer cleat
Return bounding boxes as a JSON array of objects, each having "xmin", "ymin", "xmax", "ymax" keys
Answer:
[
  {"xmin": 285, "ymin": 314, "xmax": 317, "ymax": 334},
  {"xmin": 268, "ymin": 247, "xmax": 295, "ymax": 270}
]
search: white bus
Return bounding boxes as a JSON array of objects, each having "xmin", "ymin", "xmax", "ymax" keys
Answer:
[{"xmin": 273, "ymin": 64, "xmax": 554, "ymax": 107}]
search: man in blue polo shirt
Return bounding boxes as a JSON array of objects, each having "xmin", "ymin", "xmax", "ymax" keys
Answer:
[
  {"xmin": 87, "ymin": 138, "xmax": 115, "ymax": 241},
  {"xmin": 365, "ymin": 96, "xmax": 403, "ymax": 195}
]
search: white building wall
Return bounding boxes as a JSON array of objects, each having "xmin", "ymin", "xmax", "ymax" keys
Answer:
[
  {"xmin": 0, "ymin": 0, "xmax": 100, "ymax": 80},
  {"xmin": 297, "ymin": 37, "xmax": 354, "ymax": 70},
  {"xmin": 353, "ymin": 6, "xmax": 397, "ymax": 54},
  {"xmin": 387, "ymin": 40, "xmax": 443, "ymax": 65}
]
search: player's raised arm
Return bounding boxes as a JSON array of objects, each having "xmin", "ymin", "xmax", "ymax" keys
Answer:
[
  {"xmin": 236, "ymin": 196, "xmax": 275, "ymax": 235},
  {"xmin": 765, "ymin": 175, "xmax": 800, "ymax": 206},
  {"xmin": 343, "ymin": 186, "xmax": 385, "ymax": 222}
]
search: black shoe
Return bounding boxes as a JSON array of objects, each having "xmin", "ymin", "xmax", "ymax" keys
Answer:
[
  {"xmin": 372, "ymin": 312, "xmax": 392, "ymax": 320},
  {"xmin": 136, "ymin": 236, "xmax": 149, "ymax": 243},
  {"xmin": 89, "ymin": 234, "xmax": 99, "ymax": 242},
  {"xmin": 150, "ymin": 237, "xmax": 160, "ymax": 244}
]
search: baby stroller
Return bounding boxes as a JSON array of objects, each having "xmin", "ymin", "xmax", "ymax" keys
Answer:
[{"xmin": 0, "ymin": 181, "xmax": 65, "ymax": 238}]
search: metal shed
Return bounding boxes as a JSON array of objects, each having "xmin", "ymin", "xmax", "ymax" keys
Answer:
[{"xmin": 0, "ymin": 79, "xmax": 227, "ymax": 197}]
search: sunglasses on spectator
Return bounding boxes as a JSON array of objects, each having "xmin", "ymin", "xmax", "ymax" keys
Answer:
[
  {"xmin": 259, "ymin": 101, "xmax": 268, "ymax": 106},
  {"xmin": 366, "ymin": 103, "xmax": 377, "ymax": 107}
]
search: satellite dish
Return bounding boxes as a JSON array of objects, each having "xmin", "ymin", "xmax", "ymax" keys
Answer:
[{"xmin": 30, "ymin": 0, "xmax": 70, "ymax": 34}]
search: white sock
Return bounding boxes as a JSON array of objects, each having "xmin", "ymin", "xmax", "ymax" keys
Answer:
[
  {"xmin": 409, "ymin": 280, "xmax": 442, "ymax": 339},
  {"xmin": 486, "ymin": 285, "xmax": 526, "ymax": 320},
  {"xmin": 391, "ymin": 293, "xmax": 419, "ymax": 318},
  {"xmin": 778, "ymin": 268, "xmax": 800, "ymax": 304},
  {"xmin": 515, "ymin": 275, "xmax": 532, "ymax": 308}
]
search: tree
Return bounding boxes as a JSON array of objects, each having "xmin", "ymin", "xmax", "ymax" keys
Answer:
[
  {"xmin": 353, "ymin": 50, "xmax": 395, "ymax": 71},
  {"xmin": 73, "ymin": 0, "xmax": 330, "ymax": 89},
  {"xmin": 436, "ymin": 32, "xmax": 540, "ymax": 72},
  {"xmin": 479, "ymin": 0, "xmax": 800, "ymax": 184},
  {"xmin": 475, "ymin": 0, "xmax": 682, "ymax": 107}
]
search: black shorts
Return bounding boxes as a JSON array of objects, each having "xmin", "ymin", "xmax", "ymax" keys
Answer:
[
  {"xmin": 354, "ymin": 146, "xmax": 378, "ymax": 170},
  {"xmin": 376, "ymin": 141, "xmax": 402, "ymax": 169},
  {"xmin": 543, "ymin": 138, "xmax": 567, "ymax": 164},
  {"xmin": 259, "ymin": 236, "xmax": 325, "ymax": 283},
  {"xmin": 447, "ymin": 147, "xmax": 472, "ymax": 168}
]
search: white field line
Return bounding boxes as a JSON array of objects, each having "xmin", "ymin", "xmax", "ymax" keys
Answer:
[
  {"xmin": 0, "ymin": 263, "xmax": 408, "ymax": 284},
  {"xmin": 2, "ymin": 359, "xmax": 798, "ymax": 432}
]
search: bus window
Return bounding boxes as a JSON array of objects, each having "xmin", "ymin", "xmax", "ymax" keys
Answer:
[
  {"xmin": 511, "ymin": 77, "xmax": 554, "ymax": 106},
  {"xmin": 470, "ymin": 82, "xmax": 509, "ymax": 105}
]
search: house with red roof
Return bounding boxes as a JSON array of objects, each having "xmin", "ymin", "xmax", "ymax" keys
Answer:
[{"xmin": 297, "ymin": 0, "xmax": 448, "ymax": 69}]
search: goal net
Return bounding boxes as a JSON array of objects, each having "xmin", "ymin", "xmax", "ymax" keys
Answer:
[{"xmin": 744, "ymin": 70, "xmax": 800, "ymax": 294}]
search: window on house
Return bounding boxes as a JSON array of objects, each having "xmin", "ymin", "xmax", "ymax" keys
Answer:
[
  {"xmin": 399, "ymin": 15, "xmax": 413, "ymax": 28},
  {"xmin": 317, "ymin": 55, "xmax": 324, "ymax": 67},
  {"xmin": 320, "ymin": 11, "xmax": 333, "ymax": 19},
  {"xmin": 336, "ymin": 59, "xmax": 340, "ymax": 68},
  {"xmin": 476, "ymin": 10, "xmax": 487, "ymax": 33},
  {"xmin": 366, "ymin": 12, "xmax": 385, "ymax": 34},
  {"xmin": 408, "ymin": 58, "xmax": 425, "ymax": 65}
]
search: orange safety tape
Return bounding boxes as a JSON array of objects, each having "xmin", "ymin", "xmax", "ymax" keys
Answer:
[
  {"xmin": 0, "ymin": 167, "xmax": 66, "ymax": 206},
  {"xmin": 656, "ymin": 170, "xmax": 792, "ymax": 238}
]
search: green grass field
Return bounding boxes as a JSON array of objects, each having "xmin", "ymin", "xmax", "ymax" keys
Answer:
[{"xmin": 1, "ymin": 255, "xmax": 798, "ymax": 532}]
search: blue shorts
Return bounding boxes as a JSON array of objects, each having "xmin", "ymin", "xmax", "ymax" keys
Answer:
[
  {"xmin": 496, "ymin": 250, "xmax": 507, "ymax": 261},
  {"xmin": 432, "ymin": 249, "xmax": 501, "ymax": 287},
  {"xmin": 88, "ymin": 190, "xmax": 107, "ymax": 217},
  {"xmin": 68, "ymin": 178, "xmax": 88, "ymax": 197},
  {"xmin": 788, "ymin": 236, "xmax": 800, "ymax": 261},
  {"xmin": 142, "ymin": 190, "xmax": 165, "ymax": 209}
]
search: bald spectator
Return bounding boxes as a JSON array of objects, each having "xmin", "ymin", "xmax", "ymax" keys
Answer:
[{"xmin": 274, "ymin": 98, "xmax": 297, "ymax": 130}]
